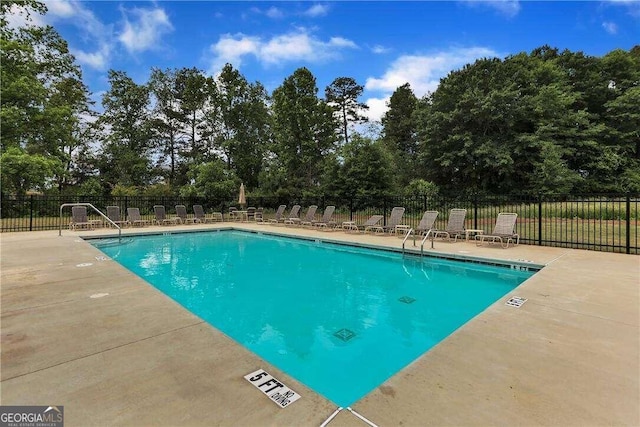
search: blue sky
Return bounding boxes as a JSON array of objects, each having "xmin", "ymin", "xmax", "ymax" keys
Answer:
[{"xmin": 10, "ymin": 0, "xmax": 640, "ymax": 120}]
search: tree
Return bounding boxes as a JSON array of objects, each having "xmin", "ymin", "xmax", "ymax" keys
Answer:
[
  {"xmin": 382, "ymin": 83, "xmax": 419, "ymax": 187},
  {"xmin": 337, "ymin": 134, "xmax": 394, "ymax": 199},
  {"xmin": 149, "ymin": 67, "xmax": 185, "ymax": 186},
  {"xmin": 182, "ymin": 159, "xmax": 238, "ymax": 201},
  {"xmin": 97, "ymin": 70, "xmax": 154, "ymax": 188},
  {"xmin": 325, "ymin": 77, "xmax": 368, "ymax": 145},
  {"xmin": 271, "ymin": 67, "xmax": 339, "ymax": 193},
  {"xmin": 0, "ymin": 147, "xmax": 62, "ymax": 196},
  {"xmin": 175, "ymin": 67, "xmax": 209, "ymax": 163},
  {"xmin": 417, "ymin": 50, "xmax": 600, "ymax": 195},
  {"xmin": 1, "ymin": 0, "xmax": 93, "ymax": 193},
  {"xmin": 199, "ymin": 64, "xmax": 270, "ymax": 189}
]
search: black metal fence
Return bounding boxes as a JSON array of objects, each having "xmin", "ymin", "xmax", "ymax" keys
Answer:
[{"xmin": 1, "ymin": 193, "xmax": 638, "ymax": 254}]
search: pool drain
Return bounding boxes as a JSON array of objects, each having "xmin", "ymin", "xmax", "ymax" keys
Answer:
[
  {"xmin": 333, "ymin": 328, "xmax": 356, "ymax": 342},
  {"xmin": 398, "ymin": 296, "xmax": 416, "ymax": 304}
]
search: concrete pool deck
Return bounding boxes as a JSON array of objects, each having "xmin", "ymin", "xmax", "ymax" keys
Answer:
[{"xmin": 1, "ymin": 223, "xmax": 638, "ymax": 426}]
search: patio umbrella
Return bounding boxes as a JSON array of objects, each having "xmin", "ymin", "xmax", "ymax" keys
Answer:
[{"xmin": 238, "ymin": 183, "xmax": 246, "ymax": 207}]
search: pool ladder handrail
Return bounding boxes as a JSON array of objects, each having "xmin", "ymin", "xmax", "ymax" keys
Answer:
[
  {"xmin": 420, "ymin": 229, "xmax": 435, "ymax": 256},
  {"xmin": 59, "ymin": 202, "xmax": 121, "ymax": 242},
  {"xmin": 401, "ymin": 228, "xmax": 415, "ymax": 254}
]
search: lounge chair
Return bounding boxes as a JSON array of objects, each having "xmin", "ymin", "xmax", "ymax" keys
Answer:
[
  {"xmin": 246, "ymin": 207, "xmax": 256, "ymax": 221},
  {"xmin": 175, "ymin": 205, "xmax": 195, "ymax": 224},
  {"xmin": 69, "ymin": 206, "xmax": 93, "ymax": 230},
  {"xmin": 193, "ymin": 205, "xmax": 222, "ymax": 223},
  {"xmin": 341, "ymin": 214, "xmax": 384, "ymax": 233},
  {"xmin": 477, "ymin": 213, "xmax": 519, "ymax": 248},
  {"xmin": 365, "ymin": 207, "xmax": 405, "ymax": 235},
  {"xmin": 106, "ymin": 206, "xmax": 130, "ymax": 228},
  {"xmin": 415, "ymin": 210, "xmax": 439, "ymax": 235},
  {"xmin": 254, "ymin": 207, "xmax": 264, "ymax": 222},
  {"xmin": 283, "ymin": 205, "xmax": 301, "ymax": 224},
  {"xmin": 127, "ymin": 207, "xmax": 150, "ymax": 227},
  {"xmin": 154, "ymin": 205, "xmax": 180, "ymax": 226},
  {"xmin": 267, "ymin": 205, "xmax": 287, "ymax": 224},
  {"xmin": 271, "ymin": 205, "xmax": 299, "ymax": 225},
  {"xmin": 305, "ymin": 206, "xmax": 336, "ymax": 229},
  {"xmin": 433, "ymin": 208, "xmax": 467, "ymax": 242},
  {"xmin": 285, "ymin": 205, "xmax": 317, "ymax": 226}
]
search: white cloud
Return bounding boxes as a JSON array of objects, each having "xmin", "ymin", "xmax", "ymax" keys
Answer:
[
  {"xmin": 266, "ymin": 7, "xmax": 284, "ymax": 19},
  {"xmin": 602, "ymin": 21, "xmax": 619, "ymax": 34},
  {"xmin": 44, "ymin": 0, "xmax": 75, "ymax": 18},
  {"xmin": 364, "ymin": 97, "xmax": 390, "ymax": 123},
  {"xmin": 210, "ymin": 35, "xmax": 261, "ymax": 69},
  {"xmin": 209, "ymin": 29, "xmax": 357, "ymax": 72},
  {"xmin": 20, "ymin": 0, "xmax": 115, "ymax": 71},
  {"xmin": 249, "ymin": 6, "xmax": 284, "ymax": 18},
  {"xmin": 303, "ymin": 4, "xmax": 330, "ymax": 17},
  {"xmin": 74, "ymin": 45, "xmax": 110, "ymax": 70},
  {"xmin": 364, "ymin": 47, "xmax": 500, "ymax": 120},
  {"xmin": 462, "ymin": 0, "xmax": 521, "ymax": 18},
  {"xmin": 329, "ymin": 37, "xmax": 358, "ymax": 48},
  {"xmin": 371, "ymin": 45, "xmax": 391, "ymax": 54},
  {"xmin": 118, "ymin": 7, "xmax": 173, "ymax": 53}
]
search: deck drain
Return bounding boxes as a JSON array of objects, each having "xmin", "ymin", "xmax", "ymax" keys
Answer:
[
  {"xmin": 398, "ymin": 296, "xmax": 416, "ymax": 304},
  {"xmin": 506, "ymin": 296, "xmax": 527, "ymax": 308},
  {"xmin": 76, "ymin": 263, "xmax": 93, "ymax": 268},
  {"xmin": 333, "ymin": 328, "xmax": 356, "ymax": 342}
]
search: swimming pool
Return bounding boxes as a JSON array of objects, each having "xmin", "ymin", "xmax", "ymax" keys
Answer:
[{"xmin": 93, "ymin": 230, "xmax": 536, "ymax": 407}]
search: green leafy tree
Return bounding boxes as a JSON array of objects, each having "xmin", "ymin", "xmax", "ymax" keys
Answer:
[
  {"xmin": 417, "ymin": 50, "xmax": 601, "ymax": 195},
  {"xmin": 184, "ymin": 160, "xmax": 238, "ymax": 201},
  {"xmin": 97, "ymin": 70, "xmax": 154, "ymax": 188},
  {"xmin": 336, "ymin": 134, "xmax": 394, "ymax": 199},
  {"xmin": 200, "ymin": 64, "xmax": 269, "ymax": 189},
  {"xmin": 149, "ymin": 67, "xmax": 186, "ymax": 186},
  {"xmin": 0, "ymin": 147, "xmax": 62, "ymax": 196},
  {"xmin": 325, "ymin": 77, "xmax": 368, "ymax": 145},
  {"xmin": 111, "ymin": 184, "xmax": 138, "ymax": 197},
  {"xmin": 175, "ymin": 67, "xmax": 209, "ymax": 162},
  {"xmin": 382, "ymin": 83, "xmax": 419, "ymax": 188},
  {"xmin": 1, "ymin": 0, "xmax": 93, "ymax": 193},
  {"xmin": 531, "ymin": 142, "xmax": 580, "ymax": 194},
  {"xmin": 404, "ymin": 179, "xmax": 439, "ymax": 197},
  {"xmin": 271, "ymin": 67, "xmax": 339, "ymax": 193}
]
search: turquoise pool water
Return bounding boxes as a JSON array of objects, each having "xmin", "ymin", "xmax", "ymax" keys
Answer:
[{"xmin": 93, "ymin": 230, "xmax": 535, "ymax": 407}]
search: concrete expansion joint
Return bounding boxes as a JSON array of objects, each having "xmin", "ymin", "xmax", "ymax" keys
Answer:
[{"xmin": 529, "ymin": 301, "xmax": 639, "ymax": 326}]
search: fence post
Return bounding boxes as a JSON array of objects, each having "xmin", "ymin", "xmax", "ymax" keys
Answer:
[
  {"xmin": 626, "ymin": 194, "xmax": 631, "ymax": 254},
  {"xmin": 473, "ymin": 194, "xmax": 478, "ymax": 230},
  {"xmin": 349, "ymin": 197, "xmax": 353, "ymax": 221},
  {"xmin": 29, "ymin": 195, "xmax": 34, "ymax": 232},
  {"xmin": 538, "ymin": 194, "xmax": 543, "ymax": 246},
  {"xmin": 383, "ymin": 197, "xmax": 388, "ymax": 226}
]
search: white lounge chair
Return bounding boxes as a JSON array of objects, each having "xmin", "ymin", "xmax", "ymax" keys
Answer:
[{"xmin": 477, "ymin": 213, "xmax": 519, "ymax": 248}]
